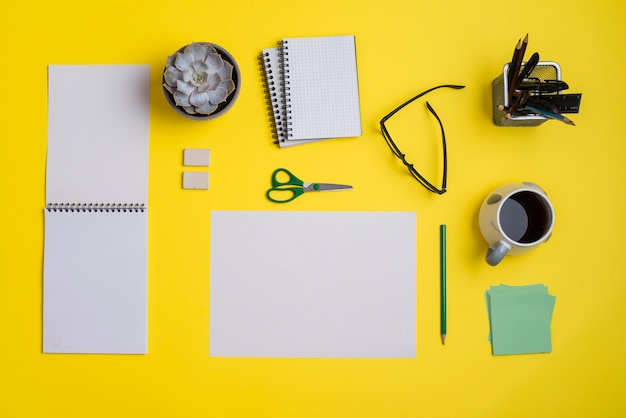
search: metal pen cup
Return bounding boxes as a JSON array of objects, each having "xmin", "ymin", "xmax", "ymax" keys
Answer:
[{"xmin": 492, "ymin": 61, "xmax": 561, "ymax": 127}]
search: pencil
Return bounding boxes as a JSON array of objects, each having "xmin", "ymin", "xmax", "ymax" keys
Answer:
[
  {"xmin": 508, "ymin": 34, "xmax": 528, "ymax": 103},
  {"xmin": 524, "ymin": 104, "xmax": 575, "ymax": 126},
  {"xmin": 507, "ymin": 38, "xmax": 521, "ymax": 90},
  {"xmin": 440, "ymin": 224, "xmax": 447, "ymax": 345},
  {"xmin": 506, "ymin": 91, "xmax": 529, "ymax": 119}
]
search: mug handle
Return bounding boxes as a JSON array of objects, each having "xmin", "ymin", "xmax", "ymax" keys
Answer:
[{"xmin": 486, "ymin": 241, "xmax": 511, "ymax": 266}]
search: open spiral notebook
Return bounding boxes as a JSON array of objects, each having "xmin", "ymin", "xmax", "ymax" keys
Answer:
[
  {"xmin": 260, "ymin": 35, "xmax": 362, "ymax": 147},
  {"xmin": 43, "ymin": 65, "xmax": 150, "ymax": 354}
]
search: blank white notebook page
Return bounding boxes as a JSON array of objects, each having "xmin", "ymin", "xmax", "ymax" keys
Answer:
[
  {"xmin": 282, "ymin": 35, "xmax": 362, "ymax": 141},
  {"xmin": 209, "ymin": 211, "xmax": 416, "ymax": 358},
  {"xmin": 43, "ymin": 210, "xmax": 148, "ymax": 354},
  {"xmin": 47, "ymin": 65, "xmax": 150, "ymax": 203},
  {"xmin": 44, "ymin": 64, "xmax": 150, "ymax": 354}
]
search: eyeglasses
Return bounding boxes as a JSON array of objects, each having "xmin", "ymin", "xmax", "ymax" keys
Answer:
[{"xmin": 380, "ymin": 84, "xmax": 465, "ymax": 194}]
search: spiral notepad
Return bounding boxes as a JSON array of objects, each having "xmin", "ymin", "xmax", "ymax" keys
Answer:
[
  {"xmin": 261, "ymin": 35, "xmax": 362, "ymax": 147},
  {"xmin": 43, "ymin": 65, "xmax": 150, "ymax": 354},
  {"xmin": 260, "ymin": 47, "xmax": 289, "ymax": 144}
]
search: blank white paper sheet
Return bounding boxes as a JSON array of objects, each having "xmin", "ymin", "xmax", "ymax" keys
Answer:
[{"xmin": 209, "ymin": 211, "xmax": 417, "ymax": 358}]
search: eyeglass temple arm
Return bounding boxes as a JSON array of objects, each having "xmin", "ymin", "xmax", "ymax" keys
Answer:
[
  {"xmin": 426, "ymin": 101, "xmax": 448, "ymax": 191},
  {"xmin": 380, "ymin": 120, "xmax": 445, "ymax": 194},
  {"xmin": 380, "ymin": 84, "xmax": 465, "ymax": 125}
]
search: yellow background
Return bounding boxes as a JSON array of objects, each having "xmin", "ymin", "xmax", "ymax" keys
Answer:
[{"xmin": 2, "ymin": 0, "xmax": 625, "ymax": 417}]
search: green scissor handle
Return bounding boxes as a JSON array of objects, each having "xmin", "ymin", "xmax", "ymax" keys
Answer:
[{"xmin": 266, "ymin": 168, "xmax": 306, "ymax": 203}]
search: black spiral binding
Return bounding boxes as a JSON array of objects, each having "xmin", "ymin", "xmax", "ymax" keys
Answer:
[
  {"xmin": 259, "ymin": 52, "xmax": 281, "ymax": 142},
  {"xmin": 281, "ymin": 40, "xmax": 293, "ymax": 139},
  {"xmin": 46, "ymin": 203, "xmax": 146, "ymax": 213}
]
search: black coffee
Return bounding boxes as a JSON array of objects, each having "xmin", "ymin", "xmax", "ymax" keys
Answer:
[{"xmin": 500, "ymin": 191, "xmax": 552, "ymax": 243}]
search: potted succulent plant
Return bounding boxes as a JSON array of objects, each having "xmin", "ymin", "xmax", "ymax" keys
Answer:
[{"xmin": 162, "ymin": 42, "xmax": 241, "ymax": 120}]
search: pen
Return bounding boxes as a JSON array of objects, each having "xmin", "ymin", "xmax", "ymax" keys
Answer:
[
  {"xmin": 517, "ymin": 80, "xmax": 569, "ymax": 92},
  {"xmin": 514, "ymin": 52, "xmax": 540, "ymax": 90},
  {"xmin": 440, "ymin": 224, "xmax": 447, "ymax": 345}
]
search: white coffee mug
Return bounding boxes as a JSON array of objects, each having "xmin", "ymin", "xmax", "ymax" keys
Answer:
[{"xmin": 479, "ymin": 182, "xmax": 555, "ymax": 266}]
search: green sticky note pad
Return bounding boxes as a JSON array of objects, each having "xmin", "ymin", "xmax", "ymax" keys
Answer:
[{"xmin": 485, "ymin": 284, "xmax": 556, "ymax": 356}]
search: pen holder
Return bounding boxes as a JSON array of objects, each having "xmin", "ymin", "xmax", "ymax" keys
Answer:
[{"xmin": 492, "ymin": 61, "xmax": 561, "ymax": 127}]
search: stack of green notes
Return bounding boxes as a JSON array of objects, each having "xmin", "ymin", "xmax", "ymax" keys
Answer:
[{"xmin": 485, "ymin": 284, "xmax": 556, "ymax": 356}]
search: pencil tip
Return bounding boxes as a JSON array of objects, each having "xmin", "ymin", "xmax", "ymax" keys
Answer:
[
  {"xmin": 524, "ymin": 33, "xmax": 529, "ymax": 42},
  {"xmin": 441, "ymin": 334, "xmax": 446, "ymax": 345}
]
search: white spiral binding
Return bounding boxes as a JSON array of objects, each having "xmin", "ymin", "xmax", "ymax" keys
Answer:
[{"xmin": 46, "ymin": 203, "xmax": 146, "ymax": 212}]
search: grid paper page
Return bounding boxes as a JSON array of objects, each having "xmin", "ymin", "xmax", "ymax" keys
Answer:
[
  {"xmin": 282, "ymin": 35, "xmax": 362, "ymax": 141},
  {"xmin": 209, "ymin": 210, "xmax": 416, "ymax": 358},
  {"xmin": 43, "ymin": 209, "xmax": 148, "ymax": 354}
]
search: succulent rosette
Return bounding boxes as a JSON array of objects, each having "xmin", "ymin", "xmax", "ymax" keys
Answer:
[{"xmin": 163, "ymin": 42, "xmax": 236, "ymax": 116}]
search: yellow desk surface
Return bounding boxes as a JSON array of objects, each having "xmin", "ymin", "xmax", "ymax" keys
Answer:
[{"xmin": 2, "ymin": 1, "xmax": 625, "ymax": 417}]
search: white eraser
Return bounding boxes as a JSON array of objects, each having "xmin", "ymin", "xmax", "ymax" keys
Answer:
[
  {"xmin": 183, "ymin": 148, "xmax": 210, "ymax": 167},
  {"xmin": 182, "ymin": 172, "xmax": 209, "ymax": 190}
]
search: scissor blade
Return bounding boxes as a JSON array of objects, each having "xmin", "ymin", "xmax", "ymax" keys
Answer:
[{"xmin": 303, "ymin": 183, "xmax": 353, "ymax": 192}]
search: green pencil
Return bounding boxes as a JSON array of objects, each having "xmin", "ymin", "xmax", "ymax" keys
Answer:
[{"xmin": 440, "ymin": 224, "xmax": 447, "ymax": 345}]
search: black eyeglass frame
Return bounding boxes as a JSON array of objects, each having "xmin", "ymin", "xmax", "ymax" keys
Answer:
[{"xmin": 380, "ymin": 84, "xmax": 465, "ymax": 194}]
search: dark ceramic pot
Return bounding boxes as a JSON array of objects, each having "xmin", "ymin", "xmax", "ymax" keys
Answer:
[{"xmin": 162, "ymin": 42, "xmax": 241, "ymax": 120}]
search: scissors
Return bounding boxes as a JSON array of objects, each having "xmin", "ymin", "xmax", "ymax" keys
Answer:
[{"xmin": 266, "ymin": 168, "xmax": 352, "ymax": 203}]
